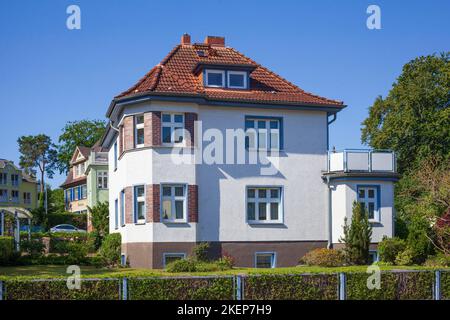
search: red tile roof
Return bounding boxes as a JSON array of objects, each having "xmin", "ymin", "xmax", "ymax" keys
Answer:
[{"xmin": 115, "ymin": 38, "xmax": 344, "ymax": 108}]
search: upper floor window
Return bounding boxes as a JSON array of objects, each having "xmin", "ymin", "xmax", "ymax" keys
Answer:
[
  {"xmin": 0, "ymin": 189, "xmax": 7, "ymax": 202},
  {"xmin": 11, "ymin": 174, "xmax": 19, "ymax": 186},
  {"xmin": 228, "ymin": 71, "xmax": 247, "ymax": 89},
  {"xmin": 161, "ymin": 184, "xmax": 186, "ymax": 223},
  {"xmin": 0, "ymin": 173, "xmax": 7, "ymax": 185},
  {"xmin": 135, "ymin": 115, "xmax": 145, "ymax": 148},
  {"xmin": 74, "ymin": 162, "xmax": 85, "ymax": 178},
  {"xmin": 134, "ymin": 185, "xmax": 146, "ymax": 223},
  {"xmin": 245, "ymin": 117, "xmax": 281, "ymax": 151},
  {"xmin": 162, "ymin": 113, "xmax": 184, "ymax": 145},
  {"xmin": 357, "ymin": 186, "xmax": 380, "ymax": 222},
  {"xmin": 23, "ymin": 192, "xmax": 31, "ymax": 204},
  {"xmin": 205, "ymin": 69, "xmax": 225, "ymax": 87},
  {"xmin": 97, "ymin": 171, "xmax": 108, "ymax": 189},
  {"xmin": 247, "ymin": 187, "xmax": 283, "ymax": 224},
  {"xmin": 11, "ymin": 190, "xmax": 19, "ymax": 202}
]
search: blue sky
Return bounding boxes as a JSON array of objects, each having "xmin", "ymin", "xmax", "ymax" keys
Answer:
[{"xmin": 0, "ymin": 0, "xmax": 449, "ymax": 188}]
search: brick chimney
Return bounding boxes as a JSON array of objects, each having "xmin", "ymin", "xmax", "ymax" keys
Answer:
[
  {"xmin": 204, "ymin": 36, "xmax": 225, "ymax": 47},
  {"xmin": 181, "ymin": 33, "xmax": 191, "ymax": 45}
]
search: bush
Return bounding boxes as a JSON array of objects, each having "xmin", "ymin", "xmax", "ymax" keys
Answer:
[
  {"xmin": 0, "ymin": 236, "xmax": 16, "ymax": 265},
  {"xmin": 406, "ymin": 215, "xmax": 433, "ymax": 264},
  {"xmin": 300, "ymin": 248, "xmax": 345, "ymax": 267},
  {"xmin": 193, "ymin": 242, "xmax": 210, "ymax": 262},
  {"xmin": 98, "ymin": 233, "xmax": 121, "ymax": 267},
  {"xmin": 424, "ymin": 254, "xmax": 450, "ymax": 267},
  {"xmin": 66, "ymin": 242, "xmax": 89, "ymax": 264},
  {"xmin": 378, "ymin": 237, "xmax": 407, "ymax": 264},
  {"xmin": 395, "ymin": 248, "xmax": 414, "ymax": 266},
  {"xmin": 166, "ymin": 258, "xmax": 198, "ymax": 272},
  {"xmin": 47, "ymin": 213, "xmax": 87, "ymax": 230},
  {"xmin": 20, "ymin": 239, "xmax": 45, "ymax": 258},
  {"xmin": 216, "ymin": 256, "xmax": 235, "ymax": 270}
]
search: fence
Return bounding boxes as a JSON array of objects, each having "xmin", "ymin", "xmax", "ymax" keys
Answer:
[{"xmin": 0, "ymin": 270, "xmax": 448, "ymax": 300}]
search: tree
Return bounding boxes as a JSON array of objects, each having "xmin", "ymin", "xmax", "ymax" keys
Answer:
[
  {"xmin": 340, "ymin": 201, "xmax": 372, "ymax": 265},
  {"xmin": 57, "ymin": 119, "xmax": 106, "ymax": 174},
  {"xmin": 361, "ymin": 53, "xmax": 450, "ymax": 173},
  {"xmin": 48, "ymin": 188, "xmax": 65, "ymax": 213},
  {"xmin": 88, "ymin": 201, "xmax": 109, "ymax": 237},
  {"xmin": 17, "ymin": 134, "xmax": 58, "ymax": 197}
]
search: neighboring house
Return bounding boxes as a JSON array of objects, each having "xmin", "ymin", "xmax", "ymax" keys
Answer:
[
  {"xmin": 61, "ymin": 142, "xmax": 109, "ymax": 230},
  {"xmin": 0, "ymin": 159, "xmax": 38, "ymax": 211},
  {"xmin": 101, "ymin": 34, "xmax": 399, "ymax": 269}
]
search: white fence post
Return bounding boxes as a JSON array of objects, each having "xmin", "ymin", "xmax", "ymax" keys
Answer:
[
  {"xmin": 339, "ymin": 273, "xmax": 346, "ymax": 300},
  {"xmin": 236, "ymin": 275, "xmax": 243, "ymax": 300}
]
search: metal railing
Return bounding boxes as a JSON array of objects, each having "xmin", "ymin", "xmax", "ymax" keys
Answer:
[{"xmin": 327, "ymin": 149, "xmax": 396, "ymax": 173}]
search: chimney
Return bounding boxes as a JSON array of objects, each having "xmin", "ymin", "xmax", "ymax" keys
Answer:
[
  {"xmin": 204, "ymin": 36, "xmax": 225, "ymax": 47},
  {"xmin": 181, "ymin": 33, "xmax": 191, "ymax": 45}
]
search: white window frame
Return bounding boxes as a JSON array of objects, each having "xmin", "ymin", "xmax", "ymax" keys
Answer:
[
  {"xmin": 245, "ymin": 118, "xmax": 280, "ymax": 151},
  {"xmin": 114, "ymin": 198, "xmax": 119, "ymax": 230},
  {"xmin": 161, "ymin": 113, "xmax": 185, "ymax": 146},
  {"xmin": 246, "ymin": 186, "xmax": 283, "ymax": 224},
  {"xmin": 161, "ymin": 184, "xmax": 187, "ymax": 223},
  {"xmin": 133, "ymin": 185, "xmax": 146, "ymax": 223},
  {"xmin": 11, "ymin": 190, "xmax": 19, "ymax": 203},
  {"xmin": 227, "ymin": 71, "xmax": 247, "ymax": 89},
  {"xmin": 357, "ymin": 186, "xmax": 380, "ymax": 223},
  {"xmin": 113, "ymin": 141, "xmax": 118, "ymax": 171},
  {"xmin": 97, "ymin": 171, "xmax": 108, "ymax": 189},
  {"xmin": 134, "ymin": 114, "xmax": 145, "ymax": 148},
  {"xmin": 0, "ymin": 173, "xmax": 7, "ymax": 185},
  {"xmin": 205, "ymin": 69, "xmax": 225, "ymax": 88},
  {"xmin": 163, "ymin": 253, "xmax": 186, "ymax": 268},
  {"xmin": 11, "ymin": 174, "xmax": 19, "ymax": 187},
  {"xmin": 255, "ymin": 252, "xmax": 276, "ymax": 268},
  {"xmin": 23, "ymin": 192, "xmax": 31, "ymax": 204}
]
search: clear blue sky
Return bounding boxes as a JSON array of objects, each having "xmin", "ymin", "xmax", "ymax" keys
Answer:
[{"xmin": 1, "ymin": 0, "xmax": 449, "ymax": 188}]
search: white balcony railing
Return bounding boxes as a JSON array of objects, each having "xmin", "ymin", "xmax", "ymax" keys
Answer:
[
  {"xmin": 328, "ymin": 149, "xmax": 396, "ymax": 173},
  {"xmin": 90, "ymin": 151, "xmax": 108, "ymax": 165}
]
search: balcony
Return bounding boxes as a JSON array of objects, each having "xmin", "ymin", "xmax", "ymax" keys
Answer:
[
  {"xmin": 327, "ymin": 149, "xmax": 396, "ymax": 173},
  {"xmin": 89, "ymin": 151, "xmax": 108, "ymax": 165}
]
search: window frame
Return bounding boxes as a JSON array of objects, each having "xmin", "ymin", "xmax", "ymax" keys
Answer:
[
  {"xmin": 205, "ymin": 69, "xmax": 226, "ymax": 88},
  {"xmin": 245, "ymin": 116, "xmax": 282, "ymax": 152},
  {"xmin": 11, "ymin": 190, "xmax": 19, "ymax": 203},
  {"xmin": 0, "ymin": 189, "xmax": 7, "ymax": 202},
  {"xmin": 0, "ymin": 173, "xmax": 7, "ymax": 185},
  {"xmin": 134, "ymin": 114, "xmax": 145, "ymax": 148},
  {"xmin": 163, "ymin": 253, "xmax": 187, "ymax": 268},
  {"xmin": 97, "ymin": 171, "xmax": 108, "ymax": 189},
  {"xmin": 23, "ymin": 192, "xmax": 31, "ymax": 204},
  {"xmin": 133, "ymin": 185, "xmax": 146, "ymax": 224},
  {"xmin": 255, "ymin": 252, "xmax": 276, "ymax": 268},
  {"xmin": 227, "ymin": 71, "xmax": 248, "ymax": 89},
  {"xmin": 369, "ymin": 250, "xmax": 379, "ymax": 264},
  {"xmin": 160, "ymin": 184, "xmax": 188, "ymax": 223},
  {"xmin": 120, "ymin": 189, "xmax": 125, "ymax": 227},
  {"xmin": 246, "ymin": 186, "xmax": 283, "ymax": 224},
  {"xmin": 11, "ymin": 174, "xmax": 19, "ymax": 187},
  {"xmin": 356, "ymin": 185, "xmax": 381, "ymax": 223},
  {"xmin": 114, "ymin": 198, "xmax": 119, "ymax": 230},
  {"xmin": 161, "ymin": 113, "xmax": 185, "ymax": 146}
]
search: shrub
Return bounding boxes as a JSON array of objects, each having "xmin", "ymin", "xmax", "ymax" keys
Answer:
[
  {"xmin": 406, "ymin": 215, "xmax": 433, "ymax": 264},
  {"xmin": 88, "ymin": 202, "xmax": 109, "ymax": 238},
  {"xmin": 216, "ymin": 256, "xmax": 235, "ymax": 270},
  {"xmin": 20, "ymin": 239, "xmax": 45, "ymax": 258},
  {"xmin": 0, "ymin": 236, "xmax": 15, "ymax": 265},
  {"xmin": 66, "ymin": 242, "xmax": 89, "ymax": 264},
  {"xmin": 98, "ymin": 233, "xmax": 121, "ymax": 267},
  {"xmin": 166, "ymin": 258, "xmax": 198, "ymax": 272},
  {"xmin": 395, "ymin": 248, "xmax": 414, "ymax": 266},
  {"xmin": 47, "ymin": 212, "xmax": 87, "ymax": 230},
  {"xmin": 300, "ymin": 248, "xmax": 345, "ymax": 267},
  {"xmin": 424, "ymin": 253, "xmax": 450, "ymax": 267},
  {"xmin": 193, "ymin": 242, "xmax": 210, "ymax": 262},
  {"xmin": 378, "ymin": 236, "xmax": 407, "ymax": 264}
]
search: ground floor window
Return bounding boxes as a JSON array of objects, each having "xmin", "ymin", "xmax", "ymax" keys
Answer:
[
  {"xmin": 161, "ymin": 184, "xmax": 187, "ymax": 222},
  {"xmin": 163, "ymin": 253, "xmax": 186, "ymax": 268},
  {"xmin": 369, "ymin": 250, "xmax": 379, "ymax": 264},
  {"xmin": 357, "ymin": 185, "xmax": 380, "ymax": 222},
  {"xmin": 247, "ymin": 187, "xmax": 282, "ymax": 224},
  {"xmin": 121, "ymin": 254, "xmax": 126, "ymax": 266},
  {"xmin": 255, "ymin": 252, "xmax": 276, "ymax": 268}
]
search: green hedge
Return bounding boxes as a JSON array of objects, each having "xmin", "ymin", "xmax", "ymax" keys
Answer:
[
  {"xmin": 47, "ymin": 213, "xmax": 87, "ymax": 230},
  {"xmin": 346, "ymin": 271, "xmax": 434, "ymax": 300},
  {"xmin": 442, "ymin": 271, "xmax": 450, "ymax": 300},
  {"xmin": 4, "ymin": 279, "xmax": 120, "ymax": 300},
  {"xmin": 0, "ymin": 236, "xmax": 15, "ymax": 265},
  {"xmin": 128, "ymin": 276, "xmax": 235, "ymax": 300},
  {"xmin": 243, "ymin": 274, "xmax": 338, "ymax": 300}
]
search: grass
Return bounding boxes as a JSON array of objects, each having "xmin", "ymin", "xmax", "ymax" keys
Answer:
[{"xmin": 0, "ymin": 264, "xmax": 448, "ymax": 280}]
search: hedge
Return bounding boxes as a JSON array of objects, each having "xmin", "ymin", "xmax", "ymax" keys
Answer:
[
  {"xmin": 128, "ymin": 276, "xmax": 235, "ymax": 300},
  {"xmin": 0, "ymin": 236, "xmax": 15, "ymax": 265},
  {"xmin": 4, "ymin": 279, "xmax": 120, "ymax": 300},
  {"xmin": 47, "ymin": 213, "xmax": 87, "ymax": 230},
  {"xmin": 442, "ymin": 271, "xmax": 450, "ymax": 300},
  {"xmin": 346, "ymin": 271, "xmax": 434, "ymax": 300},
  {"xmin": 243, "ymin": 274, "xmax": 338, "ymax": 300}
]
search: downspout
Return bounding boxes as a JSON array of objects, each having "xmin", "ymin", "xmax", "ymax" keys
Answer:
[{"xmin": 326, "ymin": 112, "xmax": 337, "ymax": 249}]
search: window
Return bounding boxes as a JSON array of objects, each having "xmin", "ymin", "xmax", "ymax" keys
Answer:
[
  {"xmin": 70, "ymin": 188, "xmax": 75, "ymax": 202},
  {"xmin": 11, "ymin": 190, "xmax": 19, "ymax": 203},
  {"xmin": 247, "ymin": 187, "xmax": 282, "ymax": 223},
  {"xmin": 205, "ymin": 69, "xmax": 225, "ymax": 87},
  {"xmin": 245, "ymin": 117, "xmax": 281, "ymax": 151},
  {"xmin": 114, "ymin": 199, "xmax": 119, "ymax": 230},
  {"xmin": 369, "ymin": 251, "xmax": 379, "ymax": 264},
  {"xmin": 121, "ymin": 254, "xmax": 126, "ymax": 266},
  {"xmin": 134, "ymin": 185, "xmax": 146, "ymax": 223},
  {"xmin": 161, "ymin": 184, "xmax": 186, "ymax": 222},
  {"xmin": 75, "ymin": 163, "xmax": 85, "ymax": 177},
  {"xmin": 114, "ymin": 141, "xmax": 118, "ymax": 170},
  {"xmin": 162, "ymin": 113, "xmax": 184, "ymax": 144},
  {"xmin": 227, "ymin": 71, "xmax": 247, "ymax": 89},
  {"xmin": 255, "ymin": 252, "xmax": 276, "ymax": 268},
  {"xmin": 82, "ymin": 185, "xmax": 87, "ymax": 199},
  {"xmin": 357, "ymin": 186, "xmax": 380, "ymax": 222},
  {"xmin": 135, "ymin": 114, "xmax": 145, "ymax": 148},
  {"xmin": 163, "ymin": 253, "xmax": 186, "ymax": 268},
  {"xmin": 0, "ymin": 173, "xmax": 7, "ymax": 185},
  {"xmin": 11, "ymin": 174, "xmax": 19, "ymax": 186},
  {"xmin": 120, "ymin": 190, "xmax": 125, "ymax": 226},
  {"xmin": 97, "ymin": 171, "xmax": 108, "ymax": 189},
  {"xmin": 23, "ymin": 192, "xmax": 31, "ymax": 204},
  {"xmin": 0, "ymin": 189, "xmax": 7, "ymax": 202}
]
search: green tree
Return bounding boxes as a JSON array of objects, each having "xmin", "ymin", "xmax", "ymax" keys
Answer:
[
  {"xmin": 17, "ymin": 134, "xmax": 58, "ymax": 197},
  {"xmin": 361, "ymin": 53, "xmax": 450, "ymax": 173},
  {"xmin": 88, "ymin": 201, "xmax": 109, "ymax": 237},
  {"xmin": 57, "ymin": 119, "xmax": 106, "ymax": 174},
  {"xmin": 48, "ymin": 188, "xmax": 65, "ymax": 213},
  {"xmin": 340, "ymin": 201, "xmax": 372, "ymax": 265}
]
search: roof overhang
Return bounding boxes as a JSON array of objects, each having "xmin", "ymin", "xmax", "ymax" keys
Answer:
[{"xmin": 1, "ymin": 207, "xmax": 33, "ymax": 219}]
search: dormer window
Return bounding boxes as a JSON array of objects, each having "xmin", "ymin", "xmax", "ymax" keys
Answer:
[
  {"xmin": 228, "ymin": 71, "xmax": 247, "ymax": 89},
  {"xmin": 205, "ymin": 69, "xmax": 225, "ymax": 87}
]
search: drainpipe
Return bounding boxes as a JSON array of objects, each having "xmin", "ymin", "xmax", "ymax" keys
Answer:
[
  {"xmin": 327, "ymin": 113, "xmax": 337, "ymax": 151},
  {"xmin": 326, "ymin": 176, "xmax": 333, "ymax": 249}
]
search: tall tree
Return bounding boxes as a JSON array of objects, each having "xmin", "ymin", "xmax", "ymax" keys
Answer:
[
  {"xmin": 361, "ymin": 53, "xmax": 450, "ymax": 173},
  {"xmin": 17, "ymin": 134, "xmax": 58, "ymax": 196},
  {"xmin": 57, "ymin": 119, "xmax": 106, "ymax": 174}
]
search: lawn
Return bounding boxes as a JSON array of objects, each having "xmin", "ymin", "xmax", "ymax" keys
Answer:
[{"xmin": 0, "ymin": 264, "xmax": 447, "ymax": 280}]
